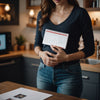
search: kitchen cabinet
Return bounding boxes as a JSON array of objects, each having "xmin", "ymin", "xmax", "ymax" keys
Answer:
[
  {"xmin": 26, "ymin": 0, "xmax": 40, "ymax": 28},
  {"xmin": 81, "ymin": 70, "xmax": 100, "ymax": 100},
  {"xmin": 21, "ymin": 57, "xmax": 40, "ymax": 87},
  {"xmin": 83, "ymin": 0, "xmax": 100, "ymax": 30},
  {"xmin": 0, "ymin": 57, "xmax": 22, "ymax": 83},
  {"xmin": 83, "ymin": 0, "xmax": 100, "ymax": 10},
  {"xmin": 26, "ymin": 0, "xmax": 40, "ymax": 9}
]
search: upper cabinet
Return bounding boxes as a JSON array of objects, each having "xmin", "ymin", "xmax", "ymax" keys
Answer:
[
  {"xmin": 83, "ymin": 0, "xmax": 100, "ymax": 30},
  {"xmin": 26, "ymin": 0, "xmax": 40, "ymax": 9},
  {"xmin": 26, "ymin": 0, "xmax": 40, "ymax": 28},
  {"xmin": 83, "ymin": 0, "xmax": 100, "ymax": 11}
]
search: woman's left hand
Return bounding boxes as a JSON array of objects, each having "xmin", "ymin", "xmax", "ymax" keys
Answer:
[{"xmin": 50, "ymin": 45, "xmax": 68, "ymax": 65}]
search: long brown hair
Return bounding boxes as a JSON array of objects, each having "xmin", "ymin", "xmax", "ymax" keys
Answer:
[{"xmin": 39, "ymin": 0, "xmax": 79, "ymax": 31}]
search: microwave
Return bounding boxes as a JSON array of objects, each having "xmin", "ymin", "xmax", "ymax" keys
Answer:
[{"xmin": 0, "ymin": 32, "xmax": 12, "ymax": 55}]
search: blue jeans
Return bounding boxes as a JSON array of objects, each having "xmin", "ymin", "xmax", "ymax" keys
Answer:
[{"xmin": 37, "ymin": 62, "xmax": 83, "ymax": 98}]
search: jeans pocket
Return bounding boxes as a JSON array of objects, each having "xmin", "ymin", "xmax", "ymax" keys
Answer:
[
  {"xmin": 65, "ymin": 63, "xmax": 81, "ymax": 74},
  {"xmin": 38, "ymin": 62, "xmax": 45, "ymax": 70}
]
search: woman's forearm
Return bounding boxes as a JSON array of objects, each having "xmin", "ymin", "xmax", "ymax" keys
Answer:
[
  {"xmin": 65, "ymin": 51, "xmax": 85, "ymax": 62},
  {"xmin": 34, "ymin": 46, "xmax": 42, "ymax": 56}
]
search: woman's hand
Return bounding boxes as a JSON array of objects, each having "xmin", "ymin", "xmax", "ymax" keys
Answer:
[
  {"xmin": 39, "ymin": 51, "xmax": 57, "ymax": 67},
  {"xmin": 50, "ymin": 45, "xmax": 68, "ymax": 64},
  {"xmin": 39, "ymin": 46, "xmax": 68, "ymax": 67}
]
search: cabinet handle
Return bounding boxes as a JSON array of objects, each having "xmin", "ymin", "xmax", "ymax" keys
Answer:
[
  {"xmin": 82, "ymin": 75, "xmax": 89, "ymax": 79},
  {"xmin": 32, "ymin": 63, "xmax": 39, "ymax": 67},
  {"xmin": 0, "ymin": 60, "xmax": 15, "ymax": 66}
]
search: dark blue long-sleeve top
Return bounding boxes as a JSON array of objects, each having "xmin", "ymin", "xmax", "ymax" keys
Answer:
[{"xmin": 34, "ymin": 6, "xmax": 95, "ymax": 65}]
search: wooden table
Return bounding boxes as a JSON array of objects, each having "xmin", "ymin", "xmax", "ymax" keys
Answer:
[{"xmin": 0, "ymin": 81, "xmax": 87, "ymax": 100}]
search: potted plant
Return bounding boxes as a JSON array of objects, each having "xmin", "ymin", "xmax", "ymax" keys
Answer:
[{"xmin": 15, "ymin": 35, "xmax": 26, "ymax": 50}]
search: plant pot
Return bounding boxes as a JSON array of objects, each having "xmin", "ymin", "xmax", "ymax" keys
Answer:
[{"xmin": 19, "ymin": 45, "xmax": 25, "ymax": 50}]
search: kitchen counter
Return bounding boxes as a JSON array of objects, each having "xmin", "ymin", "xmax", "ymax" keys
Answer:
[
  {"xmin": 0, "ymin": 50, "xmax": 40, "ymax": 60},
  {"xmin": 0, "ymin": 50, "xmax": 100, "ymax": 73},
  {"xmin": 80, "ymin": 63, "xmax": 100, "ymax": 73},
  {"xmin": 0, "ymin": 81, "xmax": 87, "ymax": 100}
]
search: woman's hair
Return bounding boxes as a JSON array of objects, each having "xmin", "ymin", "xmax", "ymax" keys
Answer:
[{"xmin": 39, "ymin": 0, "xmax": 79, "ymax": 31}]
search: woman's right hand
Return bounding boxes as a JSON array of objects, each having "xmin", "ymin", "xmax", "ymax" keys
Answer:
[{"xmin": 39, "ymin": 51, "xmax": 57, "ymax": 67}]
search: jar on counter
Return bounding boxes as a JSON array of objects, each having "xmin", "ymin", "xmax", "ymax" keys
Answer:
[{"xmin": 25, "ymin": 42, "xmax": 30, "ymax": 50}]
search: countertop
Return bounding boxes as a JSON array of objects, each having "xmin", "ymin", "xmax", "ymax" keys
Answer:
[
  {"xmin": 0, "ymin": 50, "xmax": 40, "ymax": 60},
  {"xmin": 0, "ymin": 50, "xmax": 100, "ymax": 73},
  {"xmin": 0, "ymin": 81, "xmax": 87, "ymax": 100}
]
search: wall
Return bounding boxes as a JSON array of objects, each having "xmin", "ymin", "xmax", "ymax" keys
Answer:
[{"xmin": 0, "ymin": 0, "xmax": 100, "ymax": 45}]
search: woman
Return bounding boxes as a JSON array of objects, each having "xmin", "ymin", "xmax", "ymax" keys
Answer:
[{"xmin": 34, "ymin": 0, "xmax": 94, "ymax": 98}]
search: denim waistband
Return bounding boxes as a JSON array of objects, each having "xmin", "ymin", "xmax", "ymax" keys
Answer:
[
  {"xmin": 40, "ymin": 58, "xmax": 79, "ymax": 66},
  {"xmin": 40, "ymin": 59, "xmax": 80, "ymax": 69},
  {"xmin": 54, "ymin": 61, "xmax": 80, "ymax": 69}
]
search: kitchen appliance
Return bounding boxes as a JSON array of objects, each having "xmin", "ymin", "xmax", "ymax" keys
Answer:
[{"xmin": 0, "ymin": 32, "xmax": 12, "ymax": 55}]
